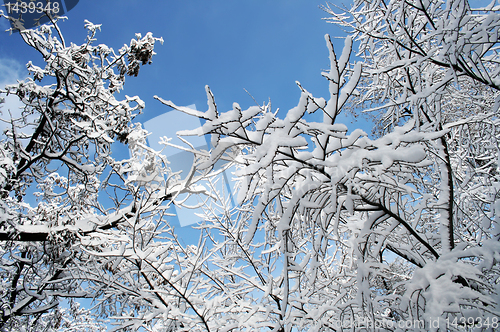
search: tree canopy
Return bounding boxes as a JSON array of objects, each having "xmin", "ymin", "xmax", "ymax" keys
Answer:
[{"xmin": 1, "ymin": 0, "xmax": 500, "ymax": 331}]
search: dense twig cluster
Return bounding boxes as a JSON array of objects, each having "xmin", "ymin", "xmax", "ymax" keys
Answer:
[{"xmin": 0, "ymin": 1, "xmax": 499, "ymax": 331}]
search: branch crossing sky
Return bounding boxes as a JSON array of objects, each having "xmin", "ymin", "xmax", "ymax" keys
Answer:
[{"xmin": 0, "ymin": 0, "xmax": 364, "ymax": 232}]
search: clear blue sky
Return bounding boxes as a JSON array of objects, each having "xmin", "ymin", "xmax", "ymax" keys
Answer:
[{"xmin": 0, "ymin": 0, "xmax": 361, "ymax": 235}]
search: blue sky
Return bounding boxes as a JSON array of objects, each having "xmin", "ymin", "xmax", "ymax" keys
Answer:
[
  {"xmin": 0, "ymin": 0, "xmax": 362, "ymax": 235},
  {"xmin": 1, "ymin": 0, "xmax": 352, "ymax": 118}
]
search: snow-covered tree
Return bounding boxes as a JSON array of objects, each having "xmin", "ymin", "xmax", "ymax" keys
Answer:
[
  {"xmin": 155, "ymin": 0, "xmax": 500, "ymax": 330},
  {"xmin": 0, "ymin": 12, "xmax": 212, "ymax": 331},
  {"xmin": 2, "ymin": 0, "xmax": 500, "ymax": 331},
  {"xmin": 323, "ymin": 0, "xmax": 500, "ymax": 326}
]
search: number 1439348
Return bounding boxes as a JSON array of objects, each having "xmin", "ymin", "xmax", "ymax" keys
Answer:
[{"xmin": 4, "ymin": 1, "xmax": 60, "ymax": 15}]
